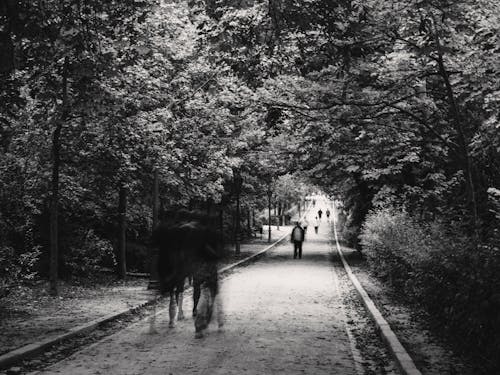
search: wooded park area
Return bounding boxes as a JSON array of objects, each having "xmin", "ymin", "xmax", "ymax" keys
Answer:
[{"xmin": 1, "ymin": 0, "xmax": 499, "ymax": 372}]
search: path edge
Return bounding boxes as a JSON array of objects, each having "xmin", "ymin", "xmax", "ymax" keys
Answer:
[
  {"xmin": 0, "ymin": 231, "xmax": 290, "ymax": 370},
  {"xmin": 218, "ymin": 230, "xmax": 289, "ymax": 275},
  {"xmin": 332, "ymin": 208, "xmax": 422, "ymax": 375}
]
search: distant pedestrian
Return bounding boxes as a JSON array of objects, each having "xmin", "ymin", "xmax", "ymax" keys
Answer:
[
  {"xmin": 290, "ymin": 221, "xmax": 305, "ymax": 259},
  {"xmin": 314, "ymin": 217, "xmax": 320, "ymax": 234},
  {"xmin": 302, "ymin": 218, "xmax": 309, "ymax": 234},
  {"xmin": 317, "ymin": 209, "xmax": 323, "ymax": 220},
  {"xmin": 326, "ymin": 209, "xmax": 330, "ymax": 221}
]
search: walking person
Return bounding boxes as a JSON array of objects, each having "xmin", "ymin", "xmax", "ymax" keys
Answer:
[
  {"xmin": 317, "ymin": 209, "xmax": 323, "ymax": 220},
  {"xmin": 314, "ymin": 217, "xmax": 320, "ymax": 234},
  {"xmin": 302, "ymin": 217, "xmax": 309, "ymax": 234},
  {"xmin": 194, "ymin": 257, "xmax": 223, "ymax": 338},
  {"xmin": 326, "ymin": 209, "xmax": 331, "ymax": 222},
  {"xmin": 290, "ymin": 221, "xmax": 305, "ymax": 259}
]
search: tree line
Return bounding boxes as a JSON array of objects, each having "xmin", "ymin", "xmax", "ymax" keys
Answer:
[
  {"xmin": 0, "ymin": 0, "xmax": 311, "ymax": 295},
  {"xmin": 1, "ymin": 0, "xmax": 499, "ymax": 370}
]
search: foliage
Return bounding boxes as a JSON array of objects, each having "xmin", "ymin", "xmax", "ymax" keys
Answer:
[
  {"xmin": 1, "ymin": 1, "xmax": 499, "ymax": 367},
  {"xmin": 361, "ymin": 207, "xmax": 500, "ymax": 372},
  {"xmin": 0, "ymin": 244, "xmax": 41, "ymax": 298},
  {"xmin": 63, "ymin": 230, "xmax": 115, "ymax": 277},
  {"xmin": 204, "ymin": 0, "xmax": 500, "ymax": 244},
  {"xmin": 0, "ymin": 0, "xmax": 309, "ymax": 283}
]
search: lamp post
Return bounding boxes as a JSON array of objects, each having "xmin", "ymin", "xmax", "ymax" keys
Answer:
[
  {"xmin": 233, "ymin": 170, "xmax": 243, "ymax": 254},
  {"xmin": 267, "ymin": 185, "xmax": 272, "ymax": 243}
]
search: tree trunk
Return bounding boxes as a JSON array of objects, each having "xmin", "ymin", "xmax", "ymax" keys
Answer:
[
  {"xmin": 118, "ymin": 184, "xmax": 127, "ymax": 279},
  {"xmin": 235, "ymin": 193, "xmax": 241, "ymax": 254},
  {"xmin": 246, "ymin": 206, "xmax": 251, "ymax": 234},
  {"xmin": 49, "ymin": 122, "xmax": 62, "ymax": 296},
  {"xmin": 152, "ymin": 169, "xmax": 159, "ymax": 229},
  {"xmin": 206, "ymin": 199, "xmax": 213, "ymax": 216},
  {"xmin": 276, "ymin": 202, "xmax": 280, "ymax": 230},
  {"xmin": 219, "ymin": 205, "xmax": 224, "ymax": 245},
  {"xmin": 148, "ymin": 169, "xmax": 159, "ymax": 289},
  {"xmin": 49, "ymin": 57, "xmax": 69, "ymax": 296},
  {"xmin": 268, "ymin": 195, "xmax": 272, "ymax": 243},
  {"xmin": 431, "ymin": 17, "xmax": 479, "ymax": 234}
]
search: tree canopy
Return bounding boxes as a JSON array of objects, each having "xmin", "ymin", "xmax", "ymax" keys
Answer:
[
  {"xmin": 1, "ymin": 0, "xmax": 499, "ymax": 369},
  {"xmin": 1, "ymin": 0, "xmax": 499, "ymax": 362}
]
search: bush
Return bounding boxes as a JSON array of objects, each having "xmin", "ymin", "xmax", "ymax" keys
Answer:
[
  {"xmin": 63, "ymin": 230, "xmax": 115, "ymax": 277},
  {"xmin": 360, "ymin": 209, "xmax": 433, "ymax": 287},
  {"xmin": 0, "ymin": 244, "xmax": 41, "ymax": 298},
  {"xmin": 360, "ymin": 207, "xmax": 500, "ymax": 372},
  {"xmin": 337, "ymin": 209, "xmax": 362, "ymax": 249},
  {"xmin": 126, "ymin": 242, "xmax": 150, "ymax": 273}
]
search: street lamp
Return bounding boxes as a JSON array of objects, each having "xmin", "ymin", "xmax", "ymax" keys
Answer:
[
  {"xmin": 267, "ymin": 184, "xmax": 272, "ymax": 243},
  {"xmin": 233, "ymin": 170, "xmax": 243, "ymax": 254}
]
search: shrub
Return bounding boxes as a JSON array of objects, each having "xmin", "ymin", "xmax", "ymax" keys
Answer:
[
  {"xmin": 63, "ymin": 230, "xmax": 115, "ymax": 277},
  {"xmin": 0, "ymin": 244, "xmax": 41, "ymax": 298},
  {"xmin": 337, "ymin": 209, "xmax": 361, "ymax": 249},
  {"xmin": 360, "ymin": 208, "xmax": 435, "ymax": 287},
  {"xmin": 360, "ymin": 207, "xmax": 500, "ymax": 372},
  {"xmin": 125, "ymin": 242, "xmax": 150, "ymax": 273}
]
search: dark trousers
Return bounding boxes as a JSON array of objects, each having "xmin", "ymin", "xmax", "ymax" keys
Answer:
[{"xmin": 293, "ymin": 240, "xmax": 303, "ymax": 259}]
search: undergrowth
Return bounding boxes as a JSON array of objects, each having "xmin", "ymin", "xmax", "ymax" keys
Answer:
[{"xmin": 360, "ymin": 207, "xmax": 500, "ymax": 373}]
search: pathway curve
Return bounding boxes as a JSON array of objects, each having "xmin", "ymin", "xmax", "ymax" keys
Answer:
[{"xmin": 35, "ymin": 201, "xmax": 361, "ymax": 375}]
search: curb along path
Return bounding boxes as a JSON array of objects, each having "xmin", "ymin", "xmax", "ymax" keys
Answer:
[
  {"xmin": 0, "ymin": 227, "xmax": 292, "ymax": 371},
  {"xmin": 331, "ymin": 206, "xmax": 422, "ymax": 375}
]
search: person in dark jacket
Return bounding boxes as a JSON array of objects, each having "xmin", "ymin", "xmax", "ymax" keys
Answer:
[{"xmin": 290, "ymin": 221, "xmax": 305, "ymax": 259}]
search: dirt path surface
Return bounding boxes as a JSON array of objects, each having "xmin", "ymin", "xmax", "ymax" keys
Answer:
[
  {"xmin": 34, "ymin": 211, "xmax": 363, "ymax": 375},
  {"xmin": 0, "ymin": 232, "xmax": 286, "ymax": 358}
]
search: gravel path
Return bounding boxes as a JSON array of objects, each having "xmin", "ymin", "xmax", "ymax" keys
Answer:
[{"xmin": 34, "ymin": 211, "xmax": 362, "ymax": 375}]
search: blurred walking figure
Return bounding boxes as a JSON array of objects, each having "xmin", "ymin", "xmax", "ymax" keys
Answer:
[
  {"xmin": 326, "ymin": 209, "xmax": 331, "ymax": 222},
  {"xmin": 317, "ymin": 209, "xmax": 323, "ymax": 220},
  {"xmin": 314, "ymin": 217, "xmax": 320, "ymax": 234},
  {"xmin": 193, "ymin": 247, "xmax": 224, "ymax": 338},
  {"xmin": 191, "ymin": 215, "xmax": 224, "ymax": 338},
  {"xmin": 152, "ymin": 210, "xmax": 224, "ymax": 338},
  {"xmin": 290, "ymin": 221, "xmax": 305, "ymax": 259}
]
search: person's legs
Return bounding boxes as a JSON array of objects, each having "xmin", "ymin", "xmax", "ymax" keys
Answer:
[
  {"xmin": 293, "ymin": 241, "xmax": 300, "ymax": 259},
  {"xmin": 194, "ymin": 284, "xmax": 211, "ymax": 337},
  {"xmin": 177, "ymin": 291, "xmax": 185, "ymax": 320},
  {"xmin": 207, "ymin": 268, "xmax": 224, "ymax": 329},
  {"xmin": 298, "ymin": 241, "xmax": 303, "ymax": 259},
  {"xmin": 192, "ymin": 275, "xmax": 201, "ymax": 317},
  {"xmin": 214, "ymin": 292, "xmax": 224, "ymax": 329},
  {"xmin": 168, "ymin": 291, "xmax": 177, "ymax": 328},
  {"xmin": 194, "ymin": 263, "xmax": 219, "ymax": 338}
]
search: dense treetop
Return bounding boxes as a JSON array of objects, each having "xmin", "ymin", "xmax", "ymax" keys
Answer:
[
  {"xmin": 1, "ymin": 0, "xmax": 499, "ymax": 281},
  {"xmin": 1, "ymin": 0, "xmax": 499, "ymax": 369}
]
